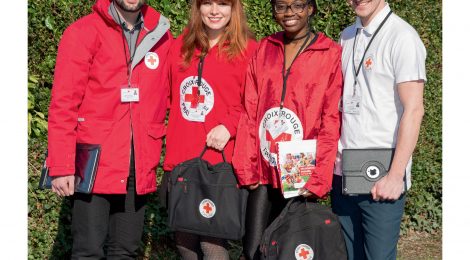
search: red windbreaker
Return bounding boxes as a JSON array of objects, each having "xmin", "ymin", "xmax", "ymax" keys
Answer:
[
  {"xmin": 163, "ymin": 34, "xmax": 257, "ymax": 171},
  {"xmin": 232, "ymin": 32, "xmax": 343, "ymax": 198},
  {"xmin": 47, "ymin": 0, "xmax": 173, "ymax": 195}
]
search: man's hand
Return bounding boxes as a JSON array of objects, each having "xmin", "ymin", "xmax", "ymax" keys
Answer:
[
  {"xmin": 370, "ymin": 80, "xmax": 423, "ymax": 202},
  {"xmin": 206, "ymin": 125, "xmax": 230, "ymax": 151},
  {"xmin": 371, "ymin": 173, "xmax": 404, "ymax": 201},
  {"xmin": 51, "ymin": 175, "xmax": 80, "ymax": 196}
]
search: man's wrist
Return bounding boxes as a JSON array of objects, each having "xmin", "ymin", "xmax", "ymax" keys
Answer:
[
  {"xmin": 387, "ymin": 168, "xmax": 406, "ymax": 181},
  {"xmin": 51, "ymin": 173, "xmax": 75, "ymax": 179}
]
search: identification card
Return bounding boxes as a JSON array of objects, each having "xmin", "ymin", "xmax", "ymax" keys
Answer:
[
  {"xmin": 267, "ymin": 118, "xmax": 288, "ymax": 139},
  {"xmin": 187, "ymin": 109, "xmax": 206, "ymax": 122},
  {"xmin": 121, "ymin": 87, "xmax": 139, "ymax": 102},
  {"xmin": 343, "ymin": 95, "xmax": 361, "ymax": 114}
]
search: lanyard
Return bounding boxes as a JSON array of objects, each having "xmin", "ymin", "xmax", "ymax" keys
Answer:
[
  {"xmin": 195, "ymin": 55, "xmax": 206, "ymax": 100},
  {"xmin": 351, "ymin": 10, "xmax": 392, "ymax": 96},
  {"xmin": 113, "ymin": 4, "xmax": 139, "ymax": 87},
  {"xmin": 197, "ymin": 56, "xmax": 206, "ymax": 88},
  {"xmin": 196, "ymin": 54, "xmax": 213, "ymax": 134},
  {"xmin": 280, "ymin": 32, "xmax": 318, "ymax": 110}
]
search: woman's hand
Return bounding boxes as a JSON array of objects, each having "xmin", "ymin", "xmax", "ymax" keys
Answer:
[
  {"xmin": 298, "ymin": 188, "xmax": 313, "ymax": 197},
  {"xmin": 246, "ymin": 183, "xmax": 260, "ymax": 190},
  {"xmin": 206, "ymin": 124, "xmax": 230, "ymax": 151}
]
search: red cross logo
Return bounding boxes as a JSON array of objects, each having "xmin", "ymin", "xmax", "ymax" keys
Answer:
[
  {"xmin": 199, "ymin": 199, "xmax": 216, "ymax": 218},
  {"xmin": 203, "ymin": 202, "xmax": 213, "ymax": 214},
  {"xmin": 299, "ymin": 248, "xmax": 310, "ymax": 259},
  {"xmin": 184, "ymin": 86, "xmax": 205, "ymax": 108},
  {"xmin": 266, "ymin": 131, "xmax": 292, "ymax": 153},
  {"xmin": 365, "ymin": 58, "xmax": 373, "ymax": 69},
  {"xmin": 147, "ymin": 55, "xmax": 157, "ymax": 65}
]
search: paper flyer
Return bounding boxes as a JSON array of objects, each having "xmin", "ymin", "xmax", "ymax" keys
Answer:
[{"xmin": 277, "ymin": 139, "xmax": 317, "ymax": 198}]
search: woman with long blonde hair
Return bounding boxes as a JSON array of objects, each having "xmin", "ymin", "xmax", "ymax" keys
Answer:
[{"xmin": 162, "ymin": 0, "xmax": 257, "ymax": 258}]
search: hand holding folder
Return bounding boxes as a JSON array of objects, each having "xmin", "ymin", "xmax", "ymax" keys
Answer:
[{"xmin": 39, "ymin": 143, "xmax": 101, "ymax": 194}]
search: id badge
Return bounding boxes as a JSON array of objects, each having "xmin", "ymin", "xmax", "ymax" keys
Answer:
[
  {"xmin": 343, "ymin": 95, "xmax": 361, "ymax": 114},
  {"xmin": 121, "ymin": 85, "xmax": 139, "ymax": 102},
  {"xmin": 267, "ymin": 116, "xmax": 288, "ymax": 139},
  {"xmin": 187, "ymin": 109, "xmax": 206, "ymax": 122}
]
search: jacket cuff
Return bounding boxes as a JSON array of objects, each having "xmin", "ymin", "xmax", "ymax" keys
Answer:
[
  {"xmin": 220, "ymin": 119, "xmax": 237, "ymax": 138},
  {"xmin": 234, "ymin": 170, "xmax": 258, "ymax": 186},
  {"xmin": 304, "ymin": 174, "xmax": 331, "ymax": 199},
  {"xmin": 48, "ymin": 166, "xmax": 75, "ymax": 177}
]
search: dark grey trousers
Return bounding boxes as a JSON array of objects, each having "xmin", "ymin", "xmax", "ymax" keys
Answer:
[
  {"xmin": 71, "ymin": 157, "xmax": 147, "ymax": 260},
  {"xmin": 331, "ymin": 175, "xmax": 406, "ymax": 260}
]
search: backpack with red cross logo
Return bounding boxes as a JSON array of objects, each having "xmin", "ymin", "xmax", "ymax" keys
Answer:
[
  {"xmin": 167, "ymin": 146, "xmax": 249, "ymax": 240},
  {"xmin": 260, "ymin": 197, "xmax": 347, "ymax": 260}
]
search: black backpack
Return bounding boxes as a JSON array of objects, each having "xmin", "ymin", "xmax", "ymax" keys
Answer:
[
  {"xmin": 167, "ymin": 147, "xmax": 248, "ymax": 240},
  {"xmin": 260, "ymin": 198, "xmax": 347, "ymax": 260}
]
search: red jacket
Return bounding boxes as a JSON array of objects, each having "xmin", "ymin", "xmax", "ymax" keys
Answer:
[
  {"xmin": 163, "ymin": 34, "xmax": 257, "ymax": 171},
  {"xmin": 47, "ymin": 0, "xmax": 172, "ymax": 195},
  {"xmin": 232, "ymin": 32, "xmax": 343, "ymax": 198}
]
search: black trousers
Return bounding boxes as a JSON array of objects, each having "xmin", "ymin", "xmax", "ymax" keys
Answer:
[{"xmin": 71, "ymin": 153, "xmax": 147, "ymax": 260}]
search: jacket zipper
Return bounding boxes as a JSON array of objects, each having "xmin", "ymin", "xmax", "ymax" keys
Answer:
[
  {"xmin": 126, "ymin": 25, "xmax": 153, "ymax": 183},
  {"xmin": 127, "ymin": 29, "xmax": 137, "ymax": 181}
]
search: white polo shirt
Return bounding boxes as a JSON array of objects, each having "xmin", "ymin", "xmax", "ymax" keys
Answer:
[{"xmin": 334, "ymin": 3, "xmax": 427, "ymax": 189}]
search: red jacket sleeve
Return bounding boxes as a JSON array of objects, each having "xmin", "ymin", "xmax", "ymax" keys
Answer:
[
  {"xmin": 47, "ymin": 25, "xmax": 96, "ymax": 176},
  {"xmin": 232, "ymin": 52, "xmax": 260, "ymax": 186},
  {"xmin": 219, "ymin": 41, "xmax": 259, "ymax": 138},
  {"xmin": 219, "ymin": 85, "xmax": 244, "ymax": 138},
  {"xmin": 304, "ymin": 47, "xmax": 343, "ymax": 198},
  {"xmin": 166, "ymin": 32, "xmax": 176, "ymax": 110}
]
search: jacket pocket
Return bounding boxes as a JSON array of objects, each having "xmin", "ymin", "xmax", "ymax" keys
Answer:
[
  {"xmin": 145, "ymin": 123, "xmax": 166, "ymax": 172},
  {"xmin": 76, "ymin": 117, "xmax": 114, "ymax": 144},
  {"xmin": 147, "ymin": 123, "xmax": 166, "ymax": 139}
]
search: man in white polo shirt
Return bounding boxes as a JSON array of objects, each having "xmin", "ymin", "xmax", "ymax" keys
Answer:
[{"xmin": 332, "ymin": 0, "xmax": 426, "ymax": 259}]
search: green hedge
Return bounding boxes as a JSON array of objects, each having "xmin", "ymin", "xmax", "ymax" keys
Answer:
[{"xmin": 28, "ymin": 0, "xmax": 441, "ymax": 258}]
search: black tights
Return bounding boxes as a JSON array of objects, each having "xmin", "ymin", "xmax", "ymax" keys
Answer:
[
  {"xmin": 241, "ymin": 185, "xmax": 287, "ymax": 260},
  {"xmin": 175, "ymin": 231, "xmax": 229, "ymax": 260}
]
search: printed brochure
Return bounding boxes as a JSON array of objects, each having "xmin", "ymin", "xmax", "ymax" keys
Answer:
[{"xmin": 277, "ymin": 139, "xmax": 317, "ymax": 198}]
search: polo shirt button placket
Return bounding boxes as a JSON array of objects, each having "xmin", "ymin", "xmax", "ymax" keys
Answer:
[{"xmin": 354, "ymin": 29, "xmax": 365, "ymax": 68}]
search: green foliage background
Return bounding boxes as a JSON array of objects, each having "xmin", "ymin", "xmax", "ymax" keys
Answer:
[{"xmin": 28, "ymin": 0, "xmax": 442, "ymax": 259}]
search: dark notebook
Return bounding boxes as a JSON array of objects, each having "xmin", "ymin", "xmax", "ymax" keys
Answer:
[
  {"xmin": 342, "ymin": 148, "xmax": 405, "ymax": 195},
  {"xmin": 39, "ymin": 143, "xmax": 101, "ymax": 194}
]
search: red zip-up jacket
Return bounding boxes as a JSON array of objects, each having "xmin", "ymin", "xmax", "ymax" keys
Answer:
[
  {"xmin": 232, "ymin": 32, "xmax": 343, "ymax": 198},
  {"xmin": 47, "ymin": 0, "xmax": 172, "ymax": 195},
  {"xmin": 163, "ymin": 34, "xmax": 257, "ymax": 171}
]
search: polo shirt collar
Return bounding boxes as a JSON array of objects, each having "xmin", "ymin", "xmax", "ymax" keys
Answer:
[{"xmin": 354, "ymin": 3, "xmax": 391, "ymax": 35}]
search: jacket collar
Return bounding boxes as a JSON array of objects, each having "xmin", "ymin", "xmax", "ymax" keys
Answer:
[
  {"xmin": 108, "ymin": 2, "xmax": 144, "ymax": 31},
  {"xmin": 267, "ymin": 31, "xmax": 331, "ymax": 51},
  {"xmin": 93, "ymin": 0, "xmax": 161, "ymax": 31},
  {"xmin": 354, "ymin": 3, "xmax": 391, "ymax": 35}
]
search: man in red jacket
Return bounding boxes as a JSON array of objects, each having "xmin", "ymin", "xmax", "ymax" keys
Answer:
[{"xmin": 47, "ymin": 0, "xmax": 172, "ymax": 258}]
